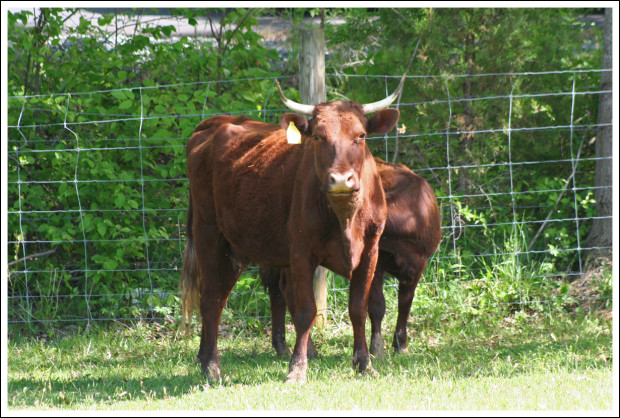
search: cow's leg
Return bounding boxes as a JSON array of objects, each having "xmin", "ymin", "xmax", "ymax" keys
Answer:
[
  {"xmin": 392, "ymin": 281, "xmax": 415, "ymax": 354},
  {"xmin": 368, "ymin": 263, "xmax": 386, "ymax": 360},
  {"xmin": 281, "ymin": 269, "xmax": 318, "ymax": 359},
  {"xmin": 392, "ymin": 255, "xmax": 427, "ymax": 354},
  {"xmin": 268, "ymin": 269, "xmax": 291, "ymax": 358},
  {"xmin": 349, "ymin": 246, "xmax": 380, "ymax": 376},
  {"xmin": 285, "ymin": 262, "xmax": 316, "ymax": 384},
  {"xmin": 195, "ymin": 228, "xmax": 241, "ymax": 382}
]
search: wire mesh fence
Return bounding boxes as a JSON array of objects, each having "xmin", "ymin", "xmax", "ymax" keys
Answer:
[{"xmin": 6, "ymin": 69, "xmax": 613, "ymax": 328}]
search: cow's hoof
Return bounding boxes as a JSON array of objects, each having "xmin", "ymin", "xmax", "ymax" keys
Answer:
[
  {"xmin": 353, "ymin": 353, "xmax": 378, "ymax": 377},
  {"xmin": 284, "ymin": 368, "xmax": 307, "ymax": 384},
  {"xmin": 202, "ymin": 362, "xmax": 222, "ymax": 384},
  {"xmin": 369, "ymin": 335, "xmax": 385, "ymax": 360},
  {"xmin": 392, "ymin": 333, "xmax": 409, "ymax": 354},
  {"xmin": 394, "ymin": 345, "xmax": 409, "ymax": 354},
  {"xmin": 274, "ymin": 342, "xmax": 292, "ymax": 359},
  {"xmin": 360, "ymin": 364, "xmax": 379, "ymax": 378}
]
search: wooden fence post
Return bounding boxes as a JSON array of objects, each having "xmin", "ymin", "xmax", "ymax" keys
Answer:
[{"xmin": 299, "ymin": 26, "xmax": 329, "ymax": 328}]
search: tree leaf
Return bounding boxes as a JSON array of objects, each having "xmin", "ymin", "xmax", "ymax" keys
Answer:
[
  {"xmin": 118, "ymin": 100, "xmax": 133, "ymax": 110},
  {"xmin": 97, "ymin": 222, "xmax": 107, "ymax": 237}
]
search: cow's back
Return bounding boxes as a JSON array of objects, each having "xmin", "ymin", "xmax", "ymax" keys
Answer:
[
  {"xmin": 187, "ymin": 116, "xmax": 307, "ymax": 266},
  {"xmin": 376, "ymin": 159, "xmax": 441, "ymax": 260}
]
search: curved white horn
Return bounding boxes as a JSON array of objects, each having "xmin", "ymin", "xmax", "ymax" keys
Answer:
[
  {"xmin": 361, "ymin": 73, "xmax": 406, "ymax": 115},
  {"xmin": 275, "ymin": 80, "xmax": 315, "ymax": 116}
]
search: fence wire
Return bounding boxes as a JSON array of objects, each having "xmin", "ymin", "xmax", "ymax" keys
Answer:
[{"xmin": 6, "ymin": 69, "xmax": 613, "ymax": 327}]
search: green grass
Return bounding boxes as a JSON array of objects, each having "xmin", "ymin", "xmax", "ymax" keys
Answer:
[{"xmin": 7, "ymin": 309, "xmax": 613, "ymax": 411}]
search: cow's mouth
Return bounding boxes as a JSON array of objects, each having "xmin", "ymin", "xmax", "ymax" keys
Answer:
[{"xmin": 326, "ymin": 189, "xmax": 359, "ymax": 197}]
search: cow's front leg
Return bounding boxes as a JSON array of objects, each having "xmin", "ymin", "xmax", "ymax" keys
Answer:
[
  {"xmin": 285, "ymin": 261, "xmax": 317, "ymax": 384},
  {"xmin": 349, "ymin": 247, "xmax": 380, "ymax": 376}
]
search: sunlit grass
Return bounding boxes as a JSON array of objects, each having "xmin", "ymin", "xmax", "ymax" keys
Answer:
[{"xmin": 7, "ymin": 308, "xmax": 613, "ymax": 411}]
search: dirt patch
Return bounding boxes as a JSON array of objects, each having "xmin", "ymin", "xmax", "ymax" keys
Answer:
[{"xmin": 567, "ymin": 253, "xmax": 612, "ymax": 318}]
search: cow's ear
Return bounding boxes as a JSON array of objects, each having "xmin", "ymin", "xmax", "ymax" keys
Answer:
[
  {"xmin": 279, "ymin": 113, "xmax": 309, "ymax": 135},
  {"xmin": 366, "ymin": 108, "xmax": 400, "ymax": 135}
]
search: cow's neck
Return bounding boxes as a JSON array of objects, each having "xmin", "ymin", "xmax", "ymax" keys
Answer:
[{"xmin": 327, "ymin": 192, "xmax": 365, "ymax": 277}]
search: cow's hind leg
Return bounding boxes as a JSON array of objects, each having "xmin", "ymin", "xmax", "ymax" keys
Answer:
[
  {"xmin": 368, "ymin": 263, "xmax": 386, "ymax": 360},
  {"xmin": 392, "ymin": 255, "xmax": 427, "ymax": 354},
  {"xmin": 195, "ymin": 227, "xmax": 242, "ymax": 382},
  {"xmin": 267, "ymin": 268, "xmax": 291, "ymax": 358}
]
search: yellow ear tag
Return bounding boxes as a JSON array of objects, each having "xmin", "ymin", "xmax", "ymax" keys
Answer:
[{"xmin": 286, "ymin": 121, "xmax": 302, "ymax": 144}]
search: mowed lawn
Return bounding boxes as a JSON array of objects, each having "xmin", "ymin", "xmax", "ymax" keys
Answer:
[{"xmin": 6, "ymin": 310, "xmax": 613, "ymax": 411}]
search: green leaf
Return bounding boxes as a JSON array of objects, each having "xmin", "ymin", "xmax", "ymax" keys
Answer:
[
  {"xmin": 22, "ymin": 37, "xmax": 32, "ymax": 51},
  {"xmin": 118, "ymin": 100, "xmax": 133, "ymax": 110},
  {"xmin": 114, "ymin": 193, "xmax": 126, "ymax": 208},
  {"xmin": 111, "ymin": 90, "xmax": 127, "ymax": 100},
  {"xmin": 161, "ymin": 25, "xmax": 175, "ymax": 37},
  {"xmin": 152, "ymin": 129, "xmax": 171, "ymax": 139},
  {"xmin": 103, "ymin": 259, "xmax": 118, "ymax": 270},
  {"xmin": 97, "ymin": 222, "xmax": 107, "ymax": 237}
]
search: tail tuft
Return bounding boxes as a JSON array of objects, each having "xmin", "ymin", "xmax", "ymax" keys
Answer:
[{"xmin": 179, "ymin": 197, "xmax": 200, "ymax": 337}]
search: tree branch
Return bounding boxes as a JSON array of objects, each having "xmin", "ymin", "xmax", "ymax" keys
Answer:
[
  {"xmin": 527, "ymin": 138, "xmax": 585, "ymax": 251},
  {"xmin": 222, "ymin": 8, "xmax": 257, "ymax": 51},
  {"xmin": 8, "ymin": 248, "xmax": 57, "ymax": 268},
  {"xmin": 392, "ymin": 38, "xmax": 421, "ymax": 163}
]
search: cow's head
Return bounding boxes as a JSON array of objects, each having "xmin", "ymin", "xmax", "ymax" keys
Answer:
[{"xmin": 276, "ymin": 76, "xmax": 403, "ymax": 197}]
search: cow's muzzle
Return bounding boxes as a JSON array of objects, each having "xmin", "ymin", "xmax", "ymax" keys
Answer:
[{"xmin": 325, "ymin": 171, "xmax": 359, "ymax": 194}]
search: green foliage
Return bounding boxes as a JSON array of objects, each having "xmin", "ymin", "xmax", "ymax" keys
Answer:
[
  {"xmin": 7, "ymin": 8, "xmax": 281, "ymax": 327},
  {"xmin": 224, "ymin": 271, "xmax": 271, "ymax": 327},
  {"xmin": 323, "ymin": 7, "xmax": 605, "ymax": 318},
  {"xmin": 6, "ymin": 8, "xmax": 607, "ymax": 329}
]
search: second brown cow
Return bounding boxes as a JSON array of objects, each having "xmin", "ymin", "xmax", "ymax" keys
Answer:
[{"xmin": 261, "ymin": 158, "xmax": 441, "ymax": 359}]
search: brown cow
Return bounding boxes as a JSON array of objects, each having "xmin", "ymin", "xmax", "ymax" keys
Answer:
[
  {"xmin": 180, "ymin": 77, "xmax": 405, "ymax": 383},
  {"xmin": 261, "ymin": 159, "xmax": 441, "ymax": 358}
]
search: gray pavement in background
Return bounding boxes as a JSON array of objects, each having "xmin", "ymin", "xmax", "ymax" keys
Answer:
[{"xmin": 6, "ymin": 7, "xmax": 330, "ymax": 41}]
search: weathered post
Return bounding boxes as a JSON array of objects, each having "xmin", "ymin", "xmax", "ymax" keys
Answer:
[
  {"xmin": 585, "ymin": 7, "xmax": 613, "ymax": 257},
  {"xmin": 299, "ymin": 27, "xmax": 326, "ymax": 106},
  {"xmin": 299, "ymin": 25, "xmax": 329, "ymax": 328}
]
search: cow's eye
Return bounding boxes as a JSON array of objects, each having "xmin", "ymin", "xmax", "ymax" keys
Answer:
[
  {"xmin": 313, "ymin": 135, "xmax": 320, "ymax": 141},
  {"xmin": 359, "ymin": 133, "xmax": 366, "ymax": 140}
]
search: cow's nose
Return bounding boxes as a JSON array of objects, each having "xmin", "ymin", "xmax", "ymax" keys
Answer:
[{"xmin": 327, "ymin": 171, "xmax": 358, "ymax": 193}]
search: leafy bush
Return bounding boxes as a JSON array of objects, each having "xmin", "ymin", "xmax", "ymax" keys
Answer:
[
  {"xmin": 6, "ymin": 8, "xmax": 608, "ymax": 332},
  {"xmin": 7, "ymin": 8, "xmax": 282, "ymax": 328}
]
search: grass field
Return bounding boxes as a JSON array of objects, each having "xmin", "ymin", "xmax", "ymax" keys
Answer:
[{"xmin": 6, "ymin": 307, "xmax": 614, "ymax": 411}]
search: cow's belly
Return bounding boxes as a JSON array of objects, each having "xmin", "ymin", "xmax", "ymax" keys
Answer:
[{"xmin": 216, "ymin": 199, "xmax": 291, "ymax": 266}]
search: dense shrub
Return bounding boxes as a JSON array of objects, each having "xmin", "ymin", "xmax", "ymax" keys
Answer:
[{"xmin": 7, "ymin": 8, "xmax": 609, "ymax": 331}]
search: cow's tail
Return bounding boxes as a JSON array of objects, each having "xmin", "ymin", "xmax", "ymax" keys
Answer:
[{"xmin": 179, "ymin": 192, "xmax": 200, "ymax": 337}]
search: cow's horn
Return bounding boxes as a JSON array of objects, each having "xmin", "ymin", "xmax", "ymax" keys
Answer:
[
  {"xmin": 361, "ymin": 73, "xmax": 406, "ymax": 115},
  {"xmin": 275, "ymin": 80, "xmax": 316, "ymax": 116}
]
